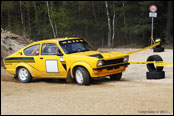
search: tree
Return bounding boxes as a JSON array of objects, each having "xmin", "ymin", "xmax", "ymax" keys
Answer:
[
  {"xmin": 20, "ymin": 1, "xmax": 26, "ymax": 37},
  {"xmin": 105, "ymin": 1, "xmax": 112, "ymax": 47},
  {"xmin": 46, "ymin": 1, "xmax": 56, "ymax": 38},
  {"xmin": 165, "ymin": 1, "xmax": 173, "ymax": 43},
  {"xmin": 1, "ymin": 1, "xmax": 173, "ymax": 47}
]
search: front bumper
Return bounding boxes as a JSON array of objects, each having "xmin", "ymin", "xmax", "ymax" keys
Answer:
[
  {"xmin": 91, "ymin": 63, "xmax": 130, "ymax": 77},
  {"xmin": 93, "ymin": 63, "xmax": 130, "ymax": 70}
]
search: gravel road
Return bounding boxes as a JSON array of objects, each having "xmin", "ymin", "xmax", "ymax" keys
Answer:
[{"xmin": 1, "ymin": 48, "xmax": 173, "ymax": 115}]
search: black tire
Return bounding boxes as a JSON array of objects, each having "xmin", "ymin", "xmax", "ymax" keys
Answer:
[
  {"xmin": 110, "ymin": 73, "xmax": 122, "ymax": 80},
  {"xmin": 153, "ymin": 47, "xmax": 164, "ymax": 52},
  {"xmin": 156, "ymin": 44, "xmax": 161, "ymax": 48},
  {"xmin": 17, "ymin": 67, "xmax": 32, "ymax": 83},
  {"xmin": 146, "ymin": 71, "xmax": 165, "ymax": 79},
  {"xmin": 147, "ymin": 55, "xmax": 164, "ymax": 72},
  {"xmin": 74, "ymin": 67, "xmax": 90, "ymax": 85}
]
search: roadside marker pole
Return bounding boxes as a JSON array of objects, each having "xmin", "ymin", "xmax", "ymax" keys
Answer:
[
  {"xmin": 149, "ymin": 5, "xmax": 157, "ymax": 46},
  {"xmin": 151, "ymin": 17, "xmax": 154, "ymax": 46}
]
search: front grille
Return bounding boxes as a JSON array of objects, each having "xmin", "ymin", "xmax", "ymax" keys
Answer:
[{"xmin": 103, "ymin": 58, "xmax": 124, "ymax": 66}]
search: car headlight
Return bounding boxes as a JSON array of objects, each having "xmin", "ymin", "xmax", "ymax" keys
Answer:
[
  {"xmin": 123, "ymin": 56, "xmax": 129, "ymax": 62},
  {"xmin": 97, "ymin": 60, "xmax": 104, "ymax": 67}
]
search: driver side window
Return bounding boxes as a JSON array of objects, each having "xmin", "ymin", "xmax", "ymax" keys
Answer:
[{"xmin": 41, "ymin": 43, "xmax": 61, "ymax": 55}]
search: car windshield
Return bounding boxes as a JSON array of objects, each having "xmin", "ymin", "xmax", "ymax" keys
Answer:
[{"xmin": 59, "ymin": 39, "xmax": 95, "ymax": 54}]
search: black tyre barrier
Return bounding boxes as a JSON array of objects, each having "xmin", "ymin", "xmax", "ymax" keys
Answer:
[
  {"xmin": 146, "ymin": 55, "xmax": 164, "ymax": 72},
  {"xmin": 146, "ymin": 71, "xmax": 165, "ymax": 79},
  {"xmin": 156, "ymin": 44, "xmax": 161, "ymax": 48},
  {"xmin": 153, "ymin": 38, "xmax": 164, "ymax": 52},
  {"xmin": 153, "ymin": 46, "xmax": 164, "ymax": 52}
]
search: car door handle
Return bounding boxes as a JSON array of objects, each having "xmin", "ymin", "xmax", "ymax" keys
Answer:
[{"xmin": 40, "ymin": 57, "xmax": 43, "ymax": 59}]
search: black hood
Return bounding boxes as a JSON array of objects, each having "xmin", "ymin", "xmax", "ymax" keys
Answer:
[{"xmin": 88, "ymin": 54, "xmax": 103, "ymax": 59}]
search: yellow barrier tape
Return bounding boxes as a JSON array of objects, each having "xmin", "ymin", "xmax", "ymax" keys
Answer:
[
  {"xmin": 151, "ymin": 35, "xmax": 155, "ymax": 44},
  {"xmin": 156, "ymin": 62, "xmax": 173, "ymax": 66},
  {"xmin": 126, "ymin": 42, "xmax": 160, "ymax": 55},
  {"xmin": 129, "ymin": 61, "xmax": 173, "ymax": 66}
]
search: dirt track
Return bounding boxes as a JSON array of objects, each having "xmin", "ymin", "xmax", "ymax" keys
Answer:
[{"xmin": 1, "ymin": 48, "xmax": 173, "ymax": 115}]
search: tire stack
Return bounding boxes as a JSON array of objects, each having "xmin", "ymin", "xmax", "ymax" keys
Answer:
[
  {"xmin": 146, "ymin": 55, "xmax": 165, "ymax": 79},
  {"xmin": 153, "ymin": 38, "xmax": 164, "ymax": 52}
]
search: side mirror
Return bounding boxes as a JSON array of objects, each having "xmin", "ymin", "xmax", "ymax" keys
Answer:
[{"xmin": 57, "ymin": 52, "xmax": 63, "ymax": 56}]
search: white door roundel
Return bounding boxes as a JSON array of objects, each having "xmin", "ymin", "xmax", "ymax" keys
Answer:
[{"xmin": 46, "ymin": 60, "xmax": 59, "ymax": 73}]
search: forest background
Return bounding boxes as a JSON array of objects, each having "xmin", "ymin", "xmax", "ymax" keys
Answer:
[{"xmin": 1, "ymin": 1, "xmax": 173, "ymax": 48}]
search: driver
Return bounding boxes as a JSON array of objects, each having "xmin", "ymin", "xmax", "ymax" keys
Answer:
[{"xmin": 51, "ymin": 47, "xmax": 58, "ymax": 54}]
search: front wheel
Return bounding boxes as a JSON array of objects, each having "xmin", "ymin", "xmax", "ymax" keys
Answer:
[
  {"xmin": 110, "ymin": 73, "xmax": 122, "ymax": 80},
  {"xmin": 74, "ymin": 67, "xmax": 90, "ymax": 85},
  {"xmin": 17, "ymin": 67, "xmax": 32, "ymax": 83}
]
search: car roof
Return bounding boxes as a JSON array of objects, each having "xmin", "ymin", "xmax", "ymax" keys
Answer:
[{"xmin": 31, "ymin": 37, "xmax": 81, "ymax": 44}]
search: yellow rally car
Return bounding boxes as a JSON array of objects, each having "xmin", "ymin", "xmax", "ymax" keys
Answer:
[{"xmin": 3, "ymin": 37, "xmax": 129, "ymax": 85}]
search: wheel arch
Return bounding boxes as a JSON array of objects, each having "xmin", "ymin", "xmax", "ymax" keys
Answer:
[
  {"xmin": 15, "ymin": 63, "xmax": 37, "ymax": 77},
  {"xmin": 70, "ymin": 62, "xmax": 93, "ymax": 79}
]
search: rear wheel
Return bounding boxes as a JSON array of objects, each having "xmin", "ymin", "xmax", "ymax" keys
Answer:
[
  {"xmin": 17, "ymin": 67, "xmax": 32, "ymax": 83},
  {"xmin": 74, "ymin": 67, "xmax": 90, "ymax": 85},
  {"xmin": 110, "ymin": 73, "xmax": 122, "ymax": 80}
]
